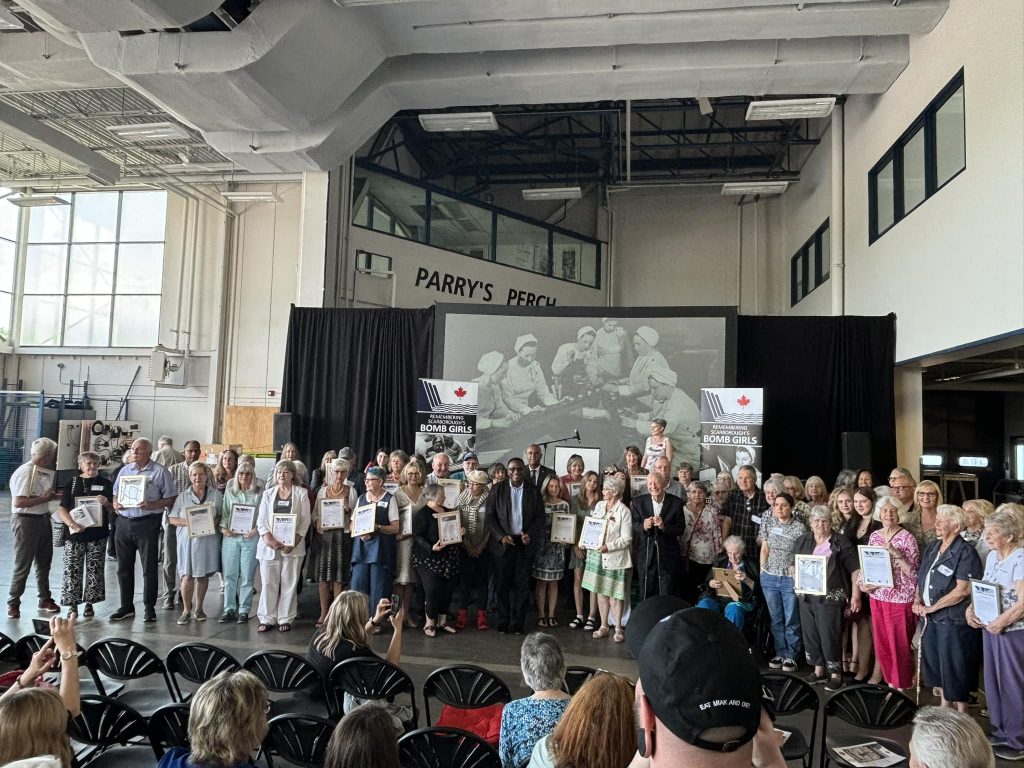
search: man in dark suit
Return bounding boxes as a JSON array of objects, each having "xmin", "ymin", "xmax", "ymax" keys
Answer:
[
  {"xmin": 524, "ymin": 443, "xmax": 555, "ymax": 490},
  {"xmin": 631, "ymin": 471, "xmax": 686, "ymax": 600},
  {"xmin": 486, "ymin": 457, "xmax": 543, "ymax": 634}
]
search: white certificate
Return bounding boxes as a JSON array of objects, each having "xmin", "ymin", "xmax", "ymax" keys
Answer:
[
  {"xmin": 400, "ymin": 505, "xmax": 413, "ymax": 537},
  {"xmin": 550, "ymin": 512, "xmax": 576, "ymax": 544},
  {"xmin": 30, "ymin": 466, "xmax": 55, "ymax": 495},
  {"xmin": 229, "ymin": 504, "xmax": 255, "ymax": 534},
  {"xmin": 438, "ymin": 479, "xmax": 462, "ymax": 509},
  {"xmin": 567, "ymin": 482, "xmax": 581, "ymax": 499},
  {"xmin": 383, "ymin": 481, "xmax": 400, "ymax": 494},
  {"xmin": 794, "ymin": 554, "xmax": 827, "ymax": 596},
  {"xmin": 831, "ymin": 741, "xmax": 904, "ymax": 767},
  {"xmin": 117, "ymin": 475, "xmax": 148, "ymax": 508},
  {"xmin": 970, "ymin": 579, "xmax": 1003, "ymax": 625},
  {"xmin": 186, "ymin": 503, "xmax": 217, "ymax": 538},
  {"xmin": 272, "ymin": 513, "xmax": 297, "ymax": 547},
  {"xmin": 858, "ymin": 545, "xmax": 894, "ymax": 588},
  {"xmin": 320, "ymin": 499, "xmax": 346, "ymax": 530},
  {"xmin": 579, "ymin": 517, "xmax": 607, "ymax": 549},
  {"xmin": 437, "ymin": 511, "xmax": 462, "ymax": 545},
  {"xmin": 630, "ymin": 475, "xmax": 647, "ymax": 495},
  {"xmin": 70, "ymin": 497, "xmax": 102, "ymax": 528},
  {"xmin": 351, "ymin": 503, "xmax": 376, "ymax": 537}
]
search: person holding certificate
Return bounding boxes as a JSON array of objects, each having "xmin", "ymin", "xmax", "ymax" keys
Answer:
[
  {"xmin": 219, "ymin": 462, "xmax": 261, "ymax": 624},
  {"xmin": 696, "ymin": 535, "xmax": 760, "ymax": 630},
  {"xmin": 392, "ymin": 459, "xmax": 425, "ymax": 629},
  {"xmin": 350, "ymin": 467, "xmax": 401, "ymax": 623},
  {"xmin": 567, "ymin": 471, "xmax": 601, "ymax": 631},
  {"xmin": 412, "ymin": 484, "xmax": 464, "ymax": 636},
  {"xmin": 455, "ymin": 469, "xmax": 491, "ymax": 631},
  {"xmin": 533, "ymin": 476, "xmax": 569, "ymax": 627},
  {"xmin": 792, "ymin": 506, "xmax": 862, "ymax": 692},
  {"xmin": 167, "ymin": 462, "xmax": 223, "ymax": 624},
  {"xmin": 255, "ymin": 459, "xmax": 311, "ymax": 633},
  {"xmin": 913, "ymin": 504, "xmax": 982, "ymax": 712},
  {"xmin": 966, "ymin": 503, "xmax": 1024, "ymax": 762},
  {"xmin": 57, "ymin": 451, "xmax": 113, "ymax": 619},
  {"xmin": 581, "ymin": 475, "xmax": 632, "ymax": 643},
  {"xmin": 313, "ymin": 458, "xmax": 358, "ymax": 628},
  {"xmin": 847, "ymin": 486, "xmax": 882, "ymax": 683},
  {"xmin": 682, "ymin": 480, "xmax": 723, "ymax": 604}
]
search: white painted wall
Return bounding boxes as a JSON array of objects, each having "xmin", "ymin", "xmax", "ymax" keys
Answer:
[{"xmin": 843, "ymin": 0, "xmax": 1024, "ymax": 362}]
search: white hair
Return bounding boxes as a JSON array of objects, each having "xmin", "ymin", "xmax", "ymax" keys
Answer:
[
  {"xmin": 158, "ymin": 435, "xmax": 174, "ymax": 447},
  {"xmin": 30, "ymin": 437, "xmax": 57, "ymax": 460},
  {"xmin": 910, "ymin": 707, "xmax": 994, "ymax": 768}
]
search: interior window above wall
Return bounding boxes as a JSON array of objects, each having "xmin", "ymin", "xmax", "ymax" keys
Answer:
[
  {"xmin": 19, "ymin": 190, "xmax": 168, "ymax": 348},
  {"xmin": 790, "ymin": 219, "xmax": 830, "ymax": 307},
  {"xmin": 0, "ymin": 189, "xmax": 18, "ymax": 343}
]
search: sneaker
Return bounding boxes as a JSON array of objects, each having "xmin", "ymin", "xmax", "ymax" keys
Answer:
[
  {"xmin": 38, "ymin": 598, "xmax": 60, "ymax": 613},
  {"xmin": 110, "ymin": 607, "xmax": 135, "ymax": 621},
  {"xmin": 219, "ymin": 610, "xmax": 238, "ymax": 624},
  {"xmin": 162, "ymin": 595, "xmax": 176, "ymax": 610},
  {"xmin": 144, "ymin": 608, "xmax": 157, "ymax": 623},
  {"xmin": 805, "ymin": 671, "xmax": 826, "ymax": 685},
  {"xmin": 177, "ymin": 612, "xmax": 192, "ymax": 625},
  {"xmin": 994, "ymin": 746, "xmax": 1024, "ymax": 761},
  {"xmin": 825, "ymin": 676, "xmax": 846, "ymax": 692},
  {"xmin": 83, "ymin": 604, "xmax": 95, "ymax": 618},
  {"xmin": 6, "ymin": 603, "xmax": 19, "ymax": 619},
  {"xmin": 768, "ymin": 657, "xmax": 784, "ymax": 670},
  {"xmin": 237, "ymin": 613, "xmax": 249, "ymax": 624},
  {"xmin": 988, "ymin": 735, "xmax": 1009, "ymax": 747},
  {"xmin": 194, "ymin": 608, "xmax": 207, "ymax": 622},
  {"xmin": 782, "ymin": 659, "xmax": 798, "ymax": 672}
]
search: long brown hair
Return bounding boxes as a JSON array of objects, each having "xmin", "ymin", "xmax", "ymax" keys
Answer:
[
  {"xmin": 551, "ymin": 673, "xmax": 635, "ymax": 768},
  {"xmin": 578, "ymin": 471, "xmax": 602, "ymax": 511},
  {"xmin": 0, "ymin": 687, "xmax": 72, "ymax": 768},
  {"xmin": 323, "ymin": 705, "xmax": 400, "ymax": 768}
]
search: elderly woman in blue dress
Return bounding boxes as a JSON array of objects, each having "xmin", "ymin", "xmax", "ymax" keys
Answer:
[
  {"xmin": 501, "ymin": 334, "xmax": 559, "ymax": 415},
  {"xmin": 350, "ymin": 466, "xmax": 401, "ymax": 621},
  {"xmin": 168, "ymin": 461, "xmax": 222, "ymax": 624}
]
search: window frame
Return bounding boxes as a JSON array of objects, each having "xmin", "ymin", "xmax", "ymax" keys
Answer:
[
  {"xmin": 869, "ymin": 68, "xmax": 965, "ymax": 243},
  {"xmin": 790, "ymin": 218, "xmax": 830, "ymax": 307}
]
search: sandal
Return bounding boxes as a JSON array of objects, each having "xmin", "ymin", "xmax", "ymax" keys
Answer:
[
  {"xmin": 278, "ymin": 624, "xmax": 291, "ymax": 632},
  {"xmin": 613, "ymin": 628, "xmax": 625, "ymax": 643},
  {"xmin": 548, "ymin": 616, "xmax": 559, "ymax": 628},
  {"xmin": 592, "ymin": 626, "xmax": 610, "ymax": 639},
  {"xmin": 424, "ymin": 625, "xmax": 437, "ymax": 637},
  {"xmin": 258, "ymin": 624, "xmax": 271, "ymax": 633},
  {"xmin": 583, "ymin": 617, "xmax": 598, "ymax": 632},
  {"xmin": 568, "ymin": 615, "xmax": 585, "ymax": 630},
  {"xmin": 315, "ymin": 617, "xmax": 326, "ymax": 628},
  {"xmin": 439, "ymin": 623, "xmax": 457, "ymax": 634},
  {"xmin": 537, "ymin": 617, "xmax": 549, "ymax": 628}
]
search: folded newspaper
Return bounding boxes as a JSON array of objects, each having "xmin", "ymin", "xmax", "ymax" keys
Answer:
[{"xmin": 832, "ymin": 742, "xmax": 903, "ymax": 767}]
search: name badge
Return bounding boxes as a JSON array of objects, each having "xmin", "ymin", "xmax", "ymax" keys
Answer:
[
  {"xmin": 344, "ymin": 479, "xmax": 355, "ymax": 487},
  {"xmin": 377, "ymin": 500, "xmax": 389, "ymax": 508},
  {"xmin": 937, "ymin": 564, "xmax": 954, "ymax": 577},
  {"xmin": 90, "ymin": 485, "xmax": 104, "ymax": 491},
  {"xmin": 750, "ymin": 515, "xmax": 762, "ymax": 525}
]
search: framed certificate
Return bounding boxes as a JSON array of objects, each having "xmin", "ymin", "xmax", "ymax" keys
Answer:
[
  {"xmin": 229, "ymin": 504, "xmax": 255, "ymax": 534},
  {"xmin": 30, "ymin": 466, "xmax": 55, "ymax": 494},
  {"xmin": 272, "ymin": 513, "xmax": 297, "ymax": 547},
  {"xmin": 712, "ymin": 567, "xmax": 742, "ymax": 600},
  {"xmin": 579, "ymin": 517, "xmax": 607, "ymax": 549},
  {"xmin": 794, "ymin": 554, "xmax": 827, "ymax": 596},
  {"xmin": 70, "ymin": 497, "xmax": 102, "ymax": 528},
  {"xmin": 117, "ymin": 475, "xmax": 148, "ymax": 508},
  {"xmin": 567, "ymin": 482, "xmax": 581, "ymax": 500},
  {"xmin": 550, "ymin": 512, "xmax": 576, "ymax": 544},
  {"xmin": 383, "ymin": 481, "xmax": 400, "ymax": 494},
  {"xmin": 630, "ymin": 475, "xmax": 647, "ymax": 496},
  {"xmin": 438, "ymin": 479, "xmax": 462, "ymax": 509},
  {"xmin": 320, "ymin": 499, "xmax": 346, "ymax": 530},
  {"xmin": 351, "ymin": 503, "xmax": 376, "ymax": 537},
  {"xmin": 185, "ymin": 503, "xmax": 217, "ymax": 538},
  {"xmin": 970, "ymin": 579, "xmax": 1003, "ymax": 625},
  {"xmin": 858, "ymin": 545, "xmax": 894, "ymax": 588},
  {"xmin": 400, "ymin": 505, "xmax": 413, "ymax": 537},
  {"xmin": 437, "ymin": 510, "xmax": 462, "ymax": 546}
]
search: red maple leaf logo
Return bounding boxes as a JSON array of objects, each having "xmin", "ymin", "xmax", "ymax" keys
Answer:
[
  {"xmin": 454, "ymin": 386, "xmax": 467, "ymax": 398},
  {"xmin": 737, "ymin": 394, "xmax": 750, "ymax": 409}
]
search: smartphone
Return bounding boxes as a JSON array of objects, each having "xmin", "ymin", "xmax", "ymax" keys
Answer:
[
  {"xmin": 32, "ymin": 618, "xmax": 51, "ymax": 636},
  {"xmin": 390, "ymin": 594, "xmax": 401, "ymax": 615}
]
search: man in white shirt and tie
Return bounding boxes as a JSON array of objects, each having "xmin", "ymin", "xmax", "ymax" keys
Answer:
[{"xmin": 524, "ymin": 444, "xmax": 555, "ymax": 490}]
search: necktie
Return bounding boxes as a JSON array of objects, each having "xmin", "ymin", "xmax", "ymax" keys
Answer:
[{"xmin": 532, "ymin": 469, "xmax": 538, "ymax": 485}]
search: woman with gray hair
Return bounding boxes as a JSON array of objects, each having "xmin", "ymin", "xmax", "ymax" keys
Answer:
[
  {"xmin": 411, "ymin": 483, "xmax": 463, "ymax": 636},
  {"xmin": 168, "ymin": 460, "xmax": 223, "ymax": 624},
  {"xmin": 314, "ymin": 457, "xmax": 358, "ymax": 627},
  {"xmin": 581, "ymin": 475, "xmax": 633, "ymax": 643},
  {"xmin": 913, "ymin": 504, "xmax": 982, "ymax": 712},
  {"xmin": 498, "ymin": 632, "xmax": 570, "ymax": 768},
  {"xmin": 909, "ymin": 706, "xmax": 995, "ymax": 768},
  {"xmin": 56, "ymin": 451, "xmax": 113, "ymax": 618},
  {"xmin": 697, "ymin": 535, "xmax": 760, "ymax": 631},
  {"xmin": 219, "ymin": 462, "xmax": 261, "ymax": 623}
]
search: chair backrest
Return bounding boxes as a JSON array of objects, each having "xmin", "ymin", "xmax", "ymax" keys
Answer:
[
  {"xmin": 85, "ymin": 637, "xmax": 174, "ymax": 699},
  {"xmin": 564, "ymin": 665, "xmax": 597, "ymax": 696},
  {"xmin": 327, "ymin": 657, "xmax": 418, "ymax": 725},
  {"xmin": 166, "ymin": 642, "xmax": 240, "ymax": 701},
  {"xmin": 148, "ymin": 702, "xmax": 190, "ymax": 760},
  {"xmin": 243, "ymin": 650, "xmax": 323, "ymax": 695},
  {"xmin": 262, "ymin": 713, "xmax": 337, "ymax": 768},
  {"xmin": 69, "ymin": 694, "xmax": 149, "ymax": 761},
  {"xmin": 422, "ymin": 665, "xmax": 511, "ymax": 723},
  {"xmin": 15, "ymin": 633, "xmax": 88, "ymax": 671},
  {"xmin": 761, "ymin": 672, "xmax": 818, "ymax": 716},
  {"xmin": 825, "ymin": 684, "xmax": 917, "ymax": 729},
  {"xmin": 399, "ymin": 726, "xmax": 501, "ymax": 768},
  {"xmin": 0, "ymin": 631, "xmax": 16, "ymax": 664}
]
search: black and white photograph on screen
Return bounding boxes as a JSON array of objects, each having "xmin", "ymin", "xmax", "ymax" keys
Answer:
[{"xmin": 435, "ymin": 305, "xmax": 734, "ymax": 472}]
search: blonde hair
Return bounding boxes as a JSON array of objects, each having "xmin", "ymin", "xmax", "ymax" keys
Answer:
[
  {"xmin": 784, "ymin": 475, "xmax": 805, "ymax": 501},
  {"xmin": 828, "ymin": 487, "xmax": 854, "ymax": 529},
  {"xmin": 915, "ymin": 479, "xmax": 943, "ymax": 506},
  {"xmin": 986, "ymin": 503, "xmax": 1024, "ymax": 546},
  {"xmin": 314, "ymin": 590, "xmax": 370, "ymax": 658},
  {"xmin": 188, "ymin": 670, "xmax": 268, "ymax": 767},
  {"xmin": 805, "ymin": 475, "xmax": 829, "ymax": 501},
  {"xmin": 0, "ymin": 687, "xmax": 72, "ymax": 767}
]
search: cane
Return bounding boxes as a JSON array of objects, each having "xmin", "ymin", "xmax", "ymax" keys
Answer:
[{"xmin": 915, "ymin": 615, "xmax": 927, "ymax": 705}]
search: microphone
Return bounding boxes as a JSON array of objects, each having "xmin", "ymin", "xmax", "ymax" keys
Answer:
[{"xmin": 573, "ymin": 428, "xmax": 581, "ymax": 443}]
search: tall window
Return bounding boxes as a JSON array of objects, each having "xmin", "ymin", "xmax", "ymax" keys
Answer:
[
  {"xmin": 790, "ymin": 219, "xmax": 830, "ymax": 307},
  {"xmin": 0, "ymin": 189, "xmax": 18, "ymax": 343},
  {"xmin": 20, "ymin": 190, "xmax": 167, "ymax": 347}
]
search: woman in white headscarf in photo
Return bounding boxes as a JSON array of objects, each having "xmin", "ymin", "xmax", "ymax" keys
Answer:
[
  {"xmin": 501, "ymin": 334, "xmax": 559, "ymax": 414},
  {"xmin": 475, "ymin": 351, "xmax": 519, "ymax": 429},
  {"xmin": 551, "ymin": 325, "xmax": 598, "ymax": 398}
]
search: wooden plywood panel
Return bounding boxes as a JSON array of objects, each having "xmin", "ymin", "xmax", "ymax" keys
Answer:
[{"xmin": 222, "ymin": 406, "xmax": 278, "ymax": 453}]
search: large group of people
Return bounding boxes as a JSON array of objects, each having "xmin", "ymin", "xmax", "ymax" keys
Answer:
[{"xmin": 4, "ymin": 431, "xmax": 1024, "ymax": 764}]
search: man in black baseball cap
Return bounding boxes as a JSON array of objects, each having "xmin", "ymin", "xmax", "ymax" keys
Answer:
[{"xmin": 627, "ymin": 596, "xmax": 786, "ymax": 767}]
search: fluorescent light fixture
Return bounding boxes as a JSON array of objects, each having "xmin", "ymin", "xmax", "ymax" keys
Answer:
[
  {"xmin": 106, "ymin": 122, "xmax": 192, "ymax": 141},
  {"xmin": 8, "ymin": 194, "xmax": 70, "ymax": 207},
  {"xmin": 697, "ymin": 96, "xmax": 713, "ymax": 116},
  {"xmin": 958, "ymin": 456, "xmax": 989, "ymax": 468},
  {"xmin": 418, "ymin": 111, "xmax": 498, "ymax": 132},
  {"xmin": 745, "ymin": 97, "xmax": 836, "ymax": 121},
  {"xmin": 721, "ymin": 181, "xmax": 789, "ymax": 196},
  {"xmin": 220, "ymin": 190, "xmax": 281, "ymax": 203},
  {"xmin": 522, "ymin": 186, "xmax": 582, "ymax": 201},
  {"xmin": 920, "ymin": 454, "xmax": 943, "ymax": 467}
]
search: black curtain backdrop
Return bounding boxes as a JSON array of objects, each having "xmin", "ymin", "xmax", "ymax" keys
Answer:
[
  {"xmin": 736, "ymin": 313, "xmax": 897, "ymax": 483},
  {"xmin": 281, "ymin": 306, "xmax": 434, "ymax": 469},
  {"xmin": 281, "ymin": 307, "xmax": 895, "ymax": 485}
]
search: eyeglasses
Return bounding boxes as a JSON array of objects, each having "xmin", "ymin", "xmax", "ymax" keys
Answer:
[
  {"xmin": 889, "ymin": 484, "xmax": 914, "ymax": 491},
  {"xmin": 917, "ymin": 491, "xmax": 938, "ymax": 498}
]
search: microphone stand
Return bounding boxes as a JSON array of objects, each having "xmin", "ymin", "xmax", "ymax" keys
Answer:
[{"xmin": 533, "ymin": 429, "xmax": 583, "ymax": 454}]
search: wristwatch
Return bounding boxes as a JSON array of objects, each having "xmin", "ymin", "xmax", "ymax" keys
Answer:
[{"xmin": 60, "ymin": 649, "xmax": 82, "ymax": 661}]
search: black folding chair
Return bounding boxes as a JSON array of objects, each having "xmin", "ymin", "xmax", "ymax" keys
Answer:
[
  {"xmin": 261, "ymin": 713, "xmax": 337, "ymax": 768},
  {"xmin": 822, "ymin": 683, "xmax": 917, "ymax": 768},
  {"xmin": 327, "ymin": 657, "xmax": 418, "ymax": 730},
  {"xmin": 148, "ymin": 701, "xmax": 191, "ymax": 760},
  {"xmin": 761, "ymin": 672, "xmax": 818, "ymax": 768},
  {"xmin": 0, "ymin": 630, "xmax": 17, "ymax": 671},
  {"xmin": 399, "ymin": 726, "xmax": 501, "ymax": 768},
  {"xmin": 85, "ymin": 637, "xmax": 176, "ymax": 716},
  {"xmin": 69, "ymin": 694, "xmax": 150, "ymax": 768},
  {"xmin": 243, "ymin": 650, "xmax": 326, "ymax": 717},
  {"xmin": 15, "ymin": 633, "xmax": 88, "ymax": 672},
  {"xmin": 422, "ymin": 664, "xmax": 511, "ymax": 725},
  {"xmin": 165, "ymin": 641, "xmax": 240, "ymax": 701},
  {"xmin": 564, "ymin": 665, "xmax": 597, "ymax": 695}
]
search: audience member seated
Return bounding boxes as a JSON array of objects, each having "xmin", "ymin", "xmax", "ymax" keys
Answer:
[
  {"xmin": 0, "ymin": 615, "xmax": 81, "ymax": 716},
  {"xmin": 158, "ymin": 669, "xmax": 268, "ymax": 768},
  {"xmin": 527, "ymin": 670, "xmax": 635, "ymax": 768},
  {"xmin": 696, "ymin": 535, "xmax": 759, "ymax": 631},
  {"xmin": 323, "ymin": 705, "xmax": 400, "ymax": 768},
  {"xmin": 499, "ymin": 633, "xmax": 570, "ymax": 768},
  {"xmin": 0, "ymin": 688, "xmax": 72, "ymax": 768},
  {"xmin": 909, "ymin": 706, "xmax": 995, "ymax": 768},
  {"xmin": 307, "ymin": 590, "xmax": 403, "ymax": 682}
]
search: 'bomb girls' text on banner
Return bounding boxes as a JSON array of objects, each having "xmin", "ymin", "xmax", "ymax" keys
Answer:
[
  {"xmin": 699, "ymin": 388, "xmax": 764, "ymax": 485},
  {"xmin": 414, "ymin": 379, "xmax": 478, "ymax": 464}
]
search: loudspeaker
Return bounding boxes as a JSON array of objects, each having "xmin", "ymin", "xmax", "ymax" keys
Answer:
[
  {"xmin": 273, "ymin": 413, "xmax": 293, "ymax": 452},
  {"xmin": 842, "ymin": 431, "xmax": 872, "ymax": 470}
]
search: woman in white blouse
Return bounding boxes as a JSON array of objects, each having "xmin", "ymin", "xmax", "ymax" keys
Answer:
[{"xmin": 256, "ymin": 460, "xmax": 311, "ymax": 633}]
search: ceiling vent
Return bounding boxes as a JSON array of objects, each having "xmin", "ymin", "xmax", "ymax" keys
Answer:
[
  {"xmin": 745, "ymin": 97, "xmax": 836, "ymax": 121},
  {"xmin": 107, "ymin": 122, "xmax": 192, "ymax": 142},
  {"xmin": 721, "ymin": 181, "xmax": 789, "ymax": 196},
  {"xmin": 8, "ymin": 194, "xmax": 70, "ymax": 207},
  {"xmin": 522, "ymin": 186, "xmax": 583, "ymax": 201}
]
